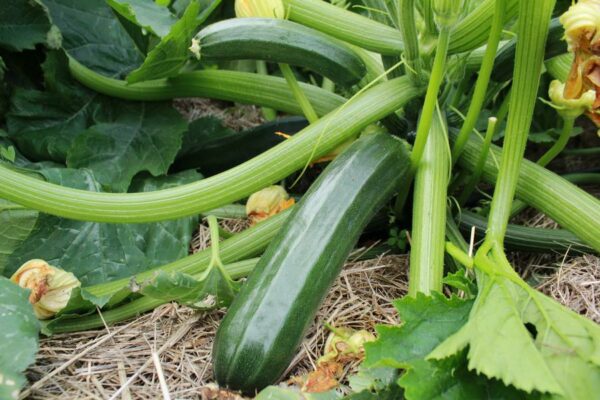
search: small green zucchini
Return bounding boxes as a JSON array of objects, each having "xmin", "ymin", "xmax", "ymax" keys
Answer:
[
  {"xmin": 212, "ymin": 133, "xmax": 412, "ymax": 393},
  {"xmin": 194, "ymin": 18, "xmax": 367, "ymax": 86}
]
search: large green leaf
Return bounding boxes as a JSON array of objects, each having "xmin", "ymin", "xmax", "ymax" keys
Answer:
[
  {"xmin": 0, "ymin": 0, "xmax": 60, "ymax": 51},
  {"xmin": 126, "ymin": 0, "xmax": 203, "ymax": 83},
  {"xmin": 66, "ymin": 102, "xmax": 187, "ymax": 192},
  {"xmin": 428, "ymin": 274, "xmax": 600, "ymax": 399},
  {"xmin": 42, "ymin": 0, "xmax": 143, "ymax": 78},
  {"xmin": 107, "ymin": 0, "xmax": 177, "ymax": 38},
  {"xmin": 365, "ymin": 293, "xmax": 533, "ymax": 399},
  {"xmin": 0, "ymin": 277, "xmax": 40, "ymax": 400},
  {"xmin": 0, "ymin": 199, "xmax": 37, "ymax": 276},
  {"xmin": 6, "ymin": 168, "xmax": 200, "ymax": 286}
]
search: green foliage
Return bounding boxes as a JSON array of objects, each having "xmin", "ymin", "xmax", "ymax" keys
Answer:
[
  {"xmin": 0, "ymin": 0, "xmax": 59, "ymax": 51},
  {"xmin": 0, "ymin": 199, "xmax": 37, "ymax": 276},
  {"xmin": 107, "ymin": 0, "xmax": 178, "ymax": 38},
  {"xmin": 6, "ymin": 168, "xmax": 200, "ymax": 285},
  {"xmin": 42, "ymin": 0, "xmax": 143, "ymax": 78},
  {"xmin": 255, "ymin": 386, "xmax": 341, "ymax": 399},
  {"xmin": 0, "ymin": 278, "xmax": 40, "ymax": 400},
  {"xmin": 126, "ymin": 1, "xmax": 202, "ymax": 83}
]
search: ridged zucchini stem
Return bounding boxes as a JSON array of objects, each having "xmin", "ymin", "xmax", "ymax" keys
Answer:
[
  {"xmin": 46, "ymin": 258, "xmax": 261, "ymax": 334},
  {"xmin": 398, "ymin": 0, "xmax": 422, "ymax": 82},
  {"xmin": 69, "ymin": 59, "xmax": 345, "ymax": 116},
  {"xmin": 458, "ymin": 117, "xmax": 497, "ymax": 206},
  {"xmin": 279, "ymin": 63, "xmax": 319, "ymax": 123},
  {"xmin": 451, "ymin": 0, "xmax": 506, "ymax": 160},
  {"xmin": 410, "ymin": 27, "xmax": 451, "ymax": 169},
  {"xmin": 409, "ymin": 111, "xmax": 449, "ymax": 295},
  {"xmin": 485, "ymin": 0, "xmax": 555, "ymax": 244},
  {"xmin": 256, "ymin": 61, "xmax": 277, "ymax": 120},
  {"xmin": 282, "ymin": 0, "xmax": 518, "ymax": 56},
  {"xmin": 78, "ymin": 211, "xmax": 288, "ymax": 305},
  {"xmin": 0, "ymin": 76, "xmax": 420, "ymax": 223},
  {"xmin": 510, "ymin": 117, "xmax": 575, "ymax": 216}
]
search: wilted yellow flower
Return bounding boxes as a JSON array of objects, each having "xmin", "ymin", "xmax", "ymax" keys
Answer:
[
  {"xmin": 560, "ymin": 0, "xmax": 600, "ymax": 126},
  {"xmin": 246, "ymin": 185, "xmax": 294, "ymax": 225},
  {"xmin": 549, "ymin": 79, "xmax": 595, "ymax": 119},
  {"xmin": 317, "ymin": 327, "xmax": 376, "ymax": 365},
  {"xmin": 235, "ymin": 0, "xmax": 285, "ymax": 19},
  {"xmin": 11, "ymin": 260, "xmax": 81, "ymax": 319}
]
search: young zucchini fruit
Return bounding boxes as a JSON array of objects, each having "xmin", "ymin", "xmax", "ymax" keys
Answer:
[
  {"xmin": 194, "ymin": 18, "xmax": 367, "ymax": 86},
  {"xmin": 212, "ymin": 133, "xmax": 412, "ymax": 393}
]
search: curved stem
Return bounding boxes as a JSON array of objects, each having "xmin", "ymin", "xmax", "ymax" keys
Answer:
[
  {"xmin": 451, "ymin": 0, "xmax": 506, "ymax": 160},
  {"xmin": 279, "ymin": 63, "xmax": 319, "ymax": 123},
  {"xmin": 0, "ymin": 77, "xmax": 420, "ymax": 223},
  {"xmin": 537, "ymin": 117, "xmax": 575, "ymax": 167}
]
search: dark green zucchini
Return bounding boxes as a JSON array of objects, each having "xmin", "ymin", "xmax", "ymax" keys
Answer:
[
  {"xmin": 456, "ymin": 211, "xmax": 594, "ymax": 254},
  {"xmin": 195, "ymin": 18, "xmax": 367, "ymax": 86},
  {"xmin": 212, "ymin": 133, "xmax": 412, "ymax": 393},
  {"xmin": 173, "ymin": 117, "xmax": 308, "ymax": 175}
]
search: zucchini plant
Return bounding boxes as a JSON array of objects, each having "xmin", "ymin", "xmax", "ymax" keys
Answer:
[{"xmin": 0, "ymin": 0, "xmax": 599, "ymax": 398}]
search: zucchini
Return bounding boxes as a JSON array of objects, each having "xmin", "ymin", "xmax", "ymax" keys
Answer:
[
  {"xmin": 456, "ymin": 211, "xmax": 594, "ymax": 254},
  {"xmin": 212, "ymin": 133, "xmax": 412, "ymax": 393},
  {"xmin": 195, "ymin": 18, "xmax": 367, "ymax": 86},
  {"xmin": 173, "ymin": 117, "xmax": 308, "ymax": 175}
]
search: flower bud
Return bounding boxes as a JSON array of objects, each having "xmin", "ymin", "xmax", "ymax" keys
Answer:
[
  {"xmin": 549, "ymin": 79, "xmax": 595, "ymax": 119},
  {"xmin": 235, "ymin": 0, "xmax": 285, "ymax": 19},
  {"xmin": 246, "ymin": 185, "xmax": 294, "ymax": 225},
  {"xmin": 433, "ymin": 0, "xmax": 464, "ymax": 28},
  {"xmin": 11, "ymin": 260, "xmax": 80, "ymax": 319}
]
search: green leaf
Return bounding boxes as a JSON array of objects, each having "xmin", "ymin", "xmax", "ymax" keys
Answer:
[
  {"xmin": 6, "ymin": 168, "xmax": 200, "ymax": 286},
  {"xmin": 126, "ymin": 0, "xmax": 201, "ymax": 83},
  {"xmin": 364, "ymin": 293, "xmax": 473, "ymax": 369},
  {"xmin": 107, "ymin": 0, "xmax": 177, "ymax": 38},
  {"xmin": 364, "ymin": 293, "xmax": 532, "ymax": 399},
  {"xmin": 348, "ymin": 367, "xmax": 397, "ymax": 394},
  {"xmin": 428, "ymin": 274, "xmax": 600, "ymax": 398},
  {"xmin": 0, "ymin": 146, "xmax": 16, "ymax": 162},
  {"xmin": 0, "ymin": 277, "xmax": 40, "ymax": 400},
  {"xmin": 255, "ymin": 386, "xmax": 341, "ymax": 400},
  {"xmin": 141, "ymin": 261, "xmax": 241, "ymax": 309},
  {"xmin": 66, "ymin": 102, "xmax": 187, "ymax": 192},
  {"xmin": 42, "ymin": 0, "xmax": 143, "ymax": 78},
  {"xmin": 7, "ymin": 51, "xmax": 100, "ymax": 161},
  {"xmin": 0, "ymin": 0, "xmax": 59, "ymax": 51},
  {"xmin": 0, "ymin": 199, "xmax": 37, "ymax": 276}
]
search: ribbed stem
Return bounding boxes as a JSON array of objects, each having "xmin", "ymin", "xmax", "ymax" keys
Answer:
[
  {"xmin": 410, "ymin": 27, "xmax": 450, "ymax": 169},
  {"xmin": 458, "ymin": 117, "xmax": 497, "ymax": 205},
  {"xmin": 451, "ymin": 0, "xmax": 506, "ymax": 160},
  {"xmin": 256, "ymin": 61, "xmax": 277, "ymax": 120},
  {"xmin": 398, "ymin": 0, "xmax": 422, "ymax": 82},
  {"xmin": 0, "ymin": 77, "xmax": 420, "ymax": 223},
  {"xmin": 279, "ymin": 63, "xmax": 319, "ymax": 123},
  {"xmin": 409, "ymin": 112, "xmax": 449, "ymax": 296},
  {"xmin": 47, "ymin": 258, "xmax": 260, "ymax": 334},
  {"xmin": 486, "ymin": 0, "xmax": 555, "ymax": 243}
]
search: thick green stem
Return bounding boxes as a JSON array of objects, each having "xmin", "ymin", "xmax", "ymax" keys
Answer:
[
  {"xmin": 410, "ymin": 27, "xmax": 450, "ymax": 169},
  {"xmin": 47, "ymin": 258, "xmax": 260, "ymax": 334},
  {"xmin": 0, "ymin": 77, "xmax": 420, "ymax": 223},
  {"xmin": 509, "ymin": 117, "xmax": 575, "ymax": 216},
  {"xmin": 451, "ymin": 0, "xmax": 506, "ymax": 160},
  {"xmin": 409, "ymin": 111, "xmax": 449, "ymax": 296},
  {"xmin": 279, "ymin": 63, "xmax": 319, "ymax": 123},
  {"xmin": 486, "ymin": 0, "xmax": 555, "ymax": 244},
  {"xmin": 69, "ymin": 59, "xmax": 344, "ymax": 116},
  {"xmin": 452, "ymin": 131, "xmax": 600, "ymax": 253},
  {"xmin": 398, "ymin": 0, "xmax": 422, "ymax": 82},
  {"xmin": 458, "ymin": 117, "xmax": 497, "ymax": 205},
  {"xmin": 256, "ymin": 61, "xmax": 277, "ymax": 121}
]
